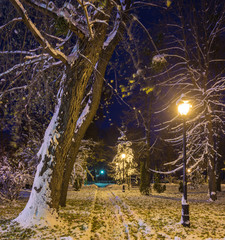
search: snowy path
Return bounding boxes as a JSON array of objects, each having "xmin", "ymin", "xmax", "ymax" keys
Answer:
[
  {"xmin": 85, "ymin": 187, "xmax": 155, "ymax": 240},
  {"xmin": 1, "ymin": 184, "xmax": 225, "ymax": 239}
]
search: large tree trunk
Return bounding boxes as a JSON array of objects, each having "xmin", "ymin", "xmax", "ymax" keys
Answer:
[
  {"xmin": 216, "ymin": 170, "xmax": 222, "ymax": 192},
  {"xmin": 215, "ymin": 137, "xmax": 223, "ymax": 192},
  {"xmin": 60, "ymin": 21, "xmax": 126, "ymax": 207},
  {"xmin": 14, "ymin": 24, "xmax": 109, "ymax": 227},
  {"xmin": 59, "ymin": 64, "xmax": 105, "ymax": 207},
  {"xmin": 139, "ymin": 100, "xmax": 152, "ymax": 195},
  {"xmin": 9, "ymin": 0, "xmax": 132, "ymax": 228},
  {"xmin": 206, "ymin": 113, "xmax": 217, "ymax": 201},
  {"xmin": 215, "ymin": 157, "xmax": 222, "ymax": 192}
]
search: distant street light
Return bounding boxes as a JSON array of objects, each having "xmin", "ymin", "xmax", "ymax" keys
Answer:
[
  {"xmin": 187, "ymin": 168, "xmax": 191, "ymax": 174},
  {"xmin": 100, "ymin": 170, "xmax": 104, "ymax": 174},
  {"xmin": 121, "ymin": 153, "xmax": 126, "ymax": 192},
  {"xmin": 178, "ymin": 100, "xmax": 191, "ymax": 227}
]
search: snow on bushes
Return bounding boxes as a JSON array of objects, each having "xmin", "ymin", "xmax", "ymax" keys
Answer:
[
  {"xmin": 151, "ymin": 54, "xmax": 167, "ymax": 72},
  {"xmin": 0, "ymin": 156, "xmax": 33, "ymax": 201}
]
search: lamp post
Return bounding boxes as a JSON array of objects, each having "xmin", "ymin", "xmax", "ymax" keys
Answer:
[
  {"xmin": 178, "ymin": 100, "xmax": 191, "ymax": 227},
  {"xmin": 121, "ymin": 153, "xmax": 126, "ymax": 192}
]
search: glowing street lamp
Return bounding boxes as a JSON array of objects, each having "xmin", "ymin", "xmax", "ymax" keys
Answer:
[
  {"xmin": 121, "ymin": 153, "xmax": 126, "ymax": 192},
  {"xmin": 178, "ymin": 101, "xmax": 192, "ymax": 116},
  {"xmin": 178, "ymin": 100, "xmax": 191, "ymax": 227}
]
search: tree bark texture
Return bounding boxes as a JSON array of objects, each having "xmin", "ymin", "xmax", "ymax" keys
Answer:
[
  {"xmin": 13, "ymin": 3, "xmax": 113, "ymax": 226},
  {"xmin": 48, "ymin": 32, "xmax": 108, "ymax": 210},
  {"xmin": 206, "ymin": 112, "xmax": 217, "ymax": 201},
  {"xmin": 10, "ymin": 0, "xmax": 134, "ymax": 227},
  {"xmin": 59, "ymin": 20, "xmax": 126, "ymax": 207}
]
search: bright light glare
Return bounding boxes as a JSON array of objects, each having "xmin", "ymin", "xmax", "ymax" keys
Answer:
[
  {"xmin": 121, "ymin": 153, "xmax": 126, "ymax": 159},
  {"xmin": 100, "ymin": 170, "xmax": 104, "ymax": 174},
  {"xmin": 187, "ymin": 168, "xmax": 191, "ymax": 173},
  {"xmin": 178, "ymin": 101, "xmax": 191, "ymax": 115}
]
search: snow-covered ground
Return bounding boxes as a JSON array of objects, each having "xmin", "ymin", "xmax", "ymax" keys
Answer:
[{"xmin": 0, "ymin": 184, "xmax": 225, "ymax": 239}]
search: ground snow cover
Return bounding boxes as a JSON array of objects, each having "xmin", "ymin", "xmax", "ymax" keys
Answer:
[{"xmin": 0, "ymin": 184, "xmax": 225, "ymax": 239}]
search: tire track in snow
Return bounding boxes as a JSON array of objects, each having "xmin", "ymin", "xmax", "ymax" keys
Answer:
[
  {"xmin": 86, "ymin": 188, "xmax": 126, "ymax": 239},
  {"xmin": 110, "ymin": 191, "xmax": 174, "ymax": 240},
  {"xmin": 82, "ymin": 187, "xmax": 98, "ymax": 240},
  {"xmin": 108, "ymin": 192, "xmax": 131, "ymax": 239},
  {"xmin": 83, "ymin": 188, "xmax": 168, "ymax": 239},
  {"xmin": 109, "ymin": 190, "xmax": 154, "ymax": 239}
]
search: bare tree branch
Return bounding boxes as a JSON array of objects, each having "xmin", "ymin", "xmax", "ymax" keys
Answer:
[
  {"xmin": 0, "ymin": 17, "xmax": 22, "ymax": 31},
  {"xmin": 77, "ymin": 0, "xmax": 94, "ymax": 39},
  {"xmin": 22, "ymin": 0, "xmax": 89, "ymax": 38},
  {"xmin": 10, "ymin": 0, "xmax": 68, "ymax": 64}
]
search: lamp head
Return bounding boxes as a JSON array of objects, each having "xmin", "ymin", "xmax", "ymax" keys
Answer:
[{"xmin": 178, "ymin": 100, "xmax": 192, "ymax": 116}]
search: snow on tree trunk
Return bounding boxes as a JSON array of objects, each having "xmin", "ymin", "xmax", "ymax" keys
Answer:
[
  {"xmin": 206, "ymin": 113, "xmax": 217, "ymax": 201},
  {"xmin": 14, "ymin": 87, "xmax": 64, "ymax": 227},
  {"xmin": 60, "ymin": 143, "xmax": 80, "ymax": 207},
  {"xmin": 6, "ymin": 0, "xmax": 132, "ymax": 228},
  {"xmin": 208, "ymin": 160, "xmax": 217, "ymax": 201},
  {"xmin": 13, "ymin": 37, "xmax": 107, "ymax": 227},
  {"xmin": 59, "ymin": 24, "xmax": 127, "ymax": 207}
]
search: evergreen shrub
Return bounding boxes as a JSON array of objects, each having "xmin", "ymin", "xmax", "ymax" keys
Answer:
[{"xmin": 153, "ymin": 172, "xmax": 166, "ymax": 193}]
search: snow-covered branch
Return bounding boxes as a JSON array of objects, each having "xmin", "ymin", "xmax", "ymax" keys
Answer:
[
  {"xmin": 10, "ymin": 0, "xmax": 68, "ymax": 63},
  {"xmin": 0, "ymin": 58, "xmax": 41, "ymax": 79},
  {"xmin": 77, "ymin": 0, "xmax": 94, "ymax": 39},
  {"xmin": 0, "ymin": 17, "xmax": 22, "ymax": 31},
  {"xmin": 103, "ymin": 12, "xmax": 121, "ymax": 49},
  {"xmin": 0, "ymin": 50, "xmax": 34, "ymax": 55},
  {"xmin": 148, "ymin": 165, "xmax": 183, "ymax": 175},
  {"xmin": 23, "ymin": 0, "xmax": 89, "ymax": 38}
]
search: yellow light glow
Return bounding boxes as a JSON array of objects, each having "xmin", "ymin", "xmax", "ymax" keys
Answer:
[
  {"xmin": 187, "ymin": 168, "xmax": 191, "ymax": 173},
  {"xmin": 121, "ymin": 154, "xmax": 126, "ymax": 159},
  {"xmin": 178, "ymin": 101, "xmax": 192, "ymax": 115}
]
